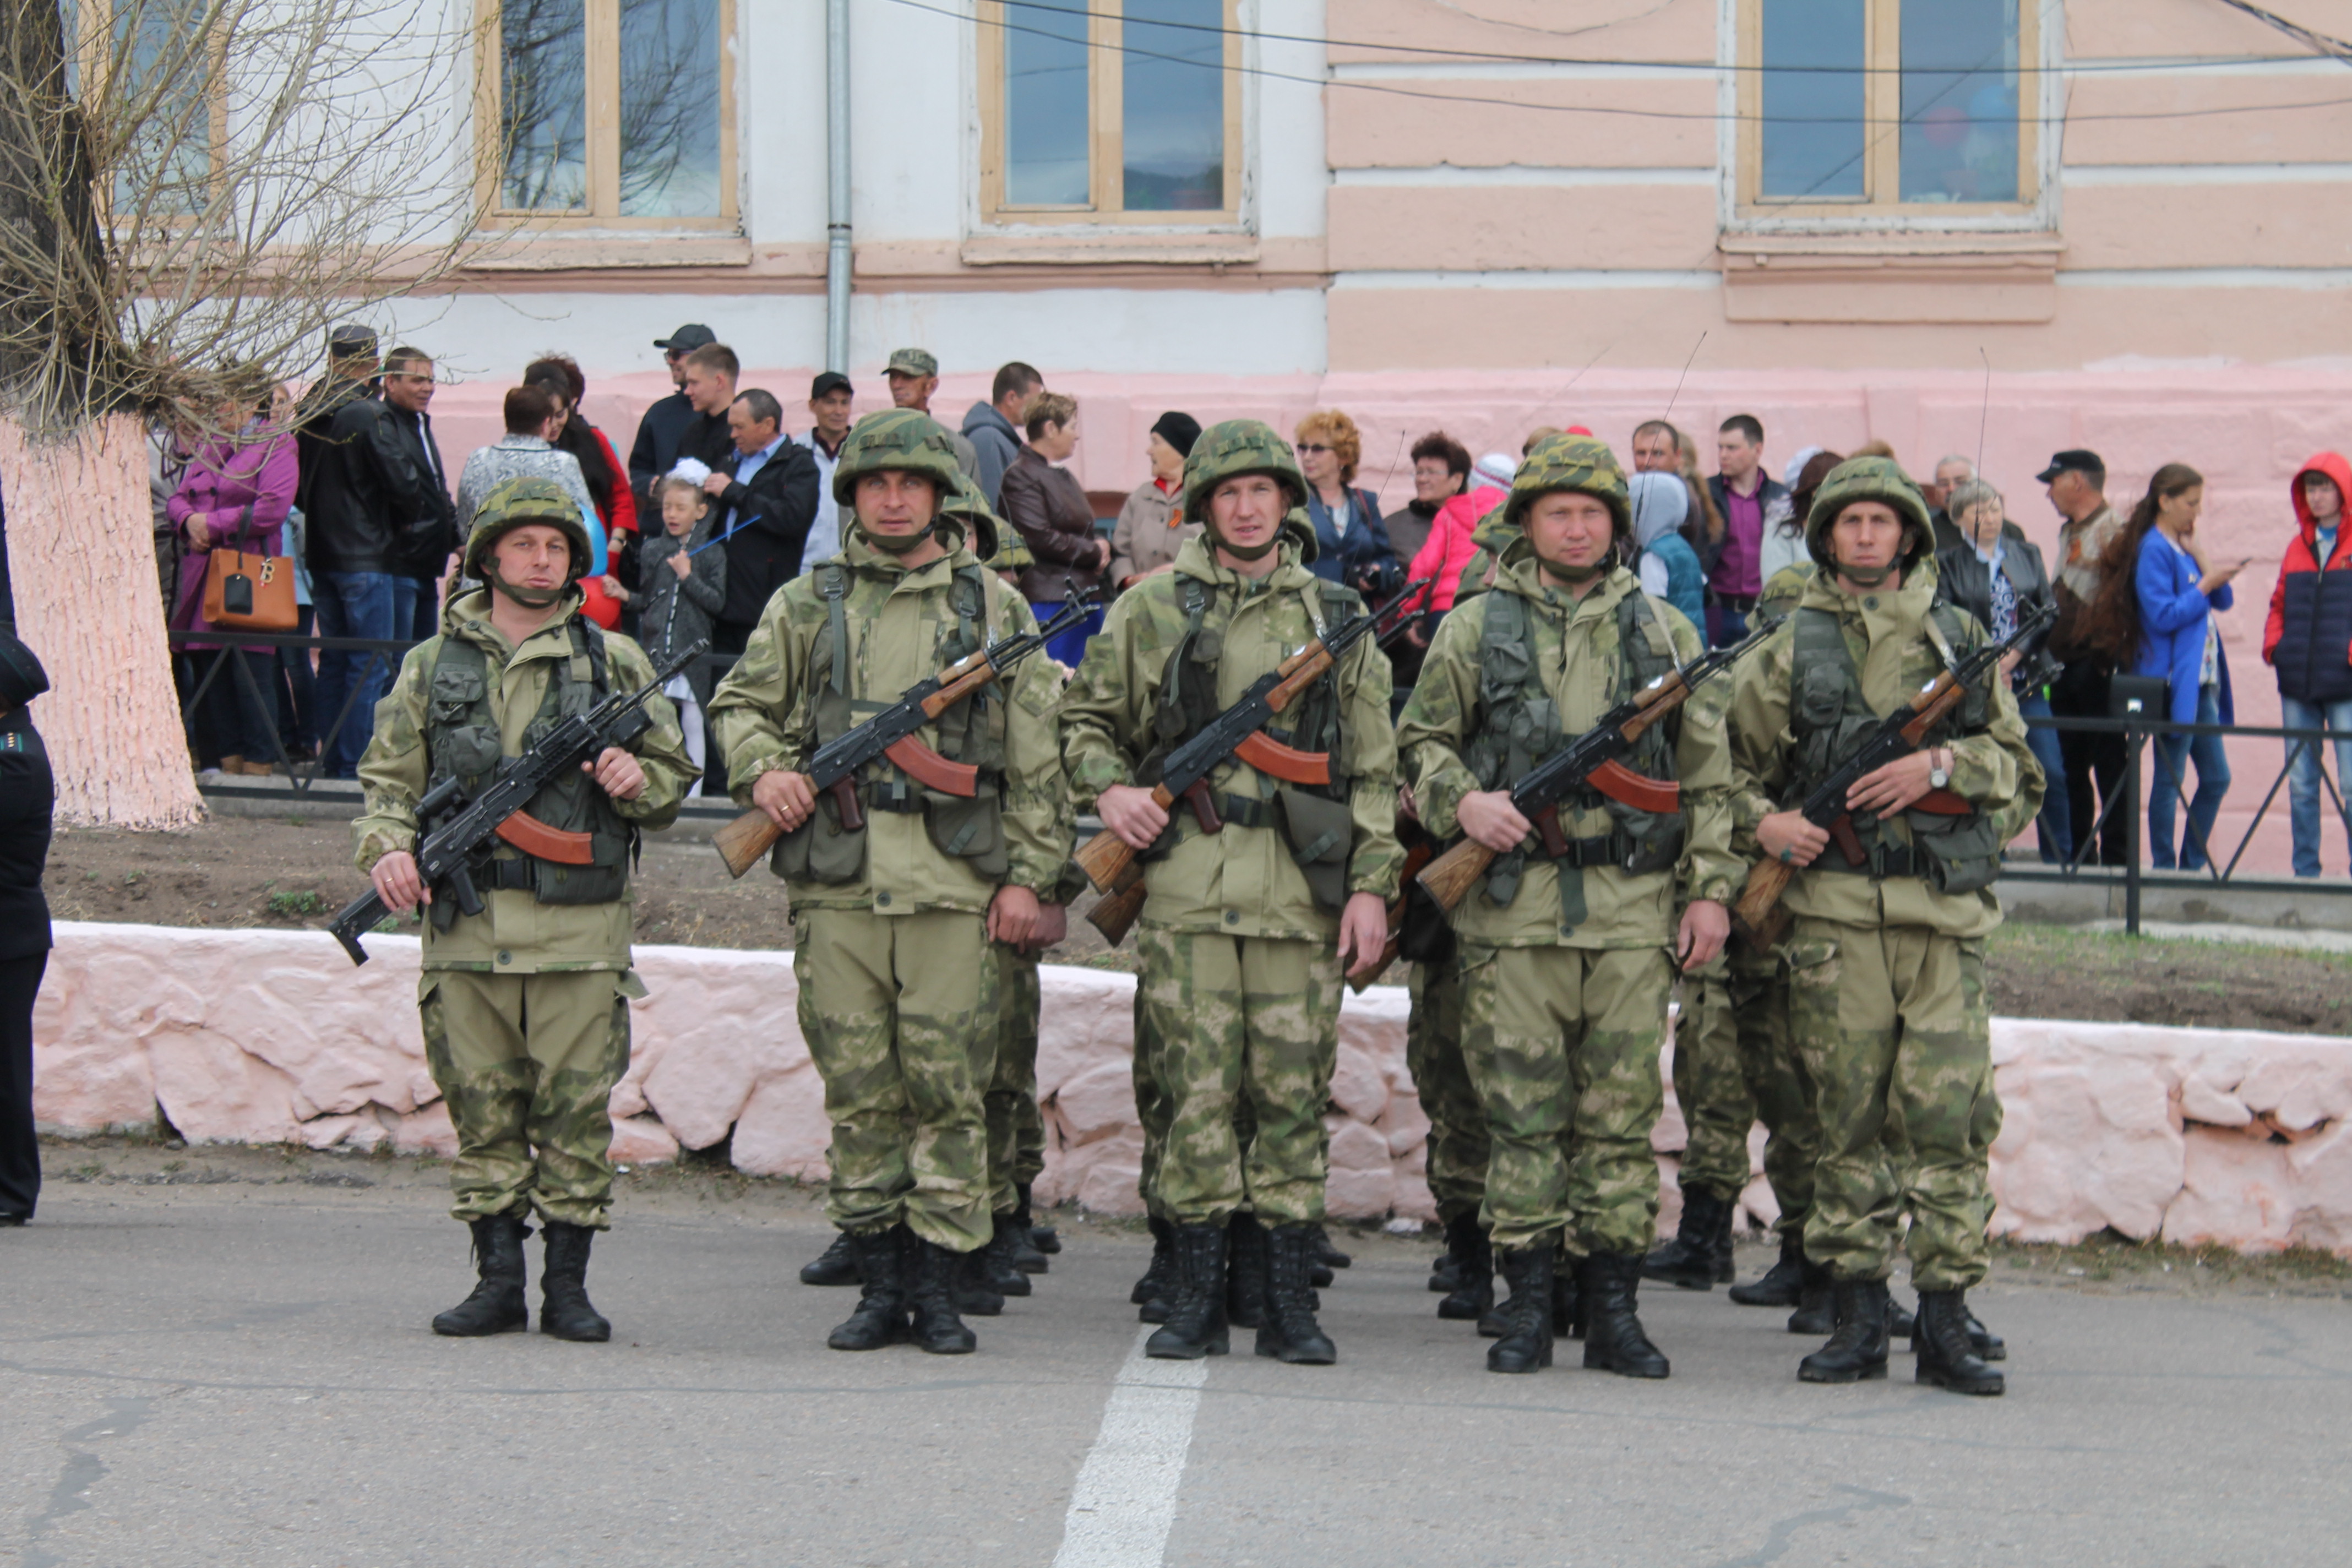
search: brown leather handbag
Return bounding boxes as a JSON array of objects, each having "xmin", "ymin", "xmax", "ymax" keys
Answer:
[{"xmin": 202, "ymin": 505, "xmax": 298, "ymax": 631}]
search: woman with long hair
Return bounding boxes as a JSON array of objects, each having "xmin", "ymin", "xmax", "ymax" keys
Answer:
[{"xmin": 2081, "ymin": 464, "xmax": 2244, "ymax": 869}]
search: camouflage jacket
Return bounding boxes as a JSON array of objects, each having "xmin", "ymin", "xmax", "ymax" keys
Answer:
[
  {"xmin": 1398, "ymin": 553, "xmax": 1739, "ymax": 950},
  {"xmin": 1724, "ymin": 564, "xmax": 2040, "ymax": 939},
  {"xmin": 1060, "ymin": 533, "xmax": 1403, "ymax": 940},
  {"xmin": 1452, "ymin": 505, "xmax": 1517, "ymax": 605},
  {"xmin": 353, "ymin": 587, "xmax": 693, "ymax": 973},
  {"xmin": 706, "ymin": 522, "xmax": 1068, "ymax": 914}
]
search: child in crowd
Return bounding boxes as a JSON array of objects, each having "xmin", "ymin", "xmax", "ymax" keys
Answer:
[{"xmin": 613, "ymin": 472, "xmax": 727, "ymax": 795}]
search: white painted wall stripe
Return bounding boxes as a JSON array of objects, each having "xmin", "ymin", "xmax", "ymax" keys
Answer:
[
  {"xmin": 1332, "ymin": 269, "xmax": 1720, "ymax": 290},
  {"xmin": 1333, "ymin": 165, "xmax": 1715, "ymax": 187},
  {"xmin": 1051, "ymin": 1329, "xmax": 1208, "ymax": 1568},
  {"xmin": 2065, "ymin": 164, "xmax": 2352, "ymax": 187},
  {"xmin": 2060, "ymin": 268, "xmax": 2352, "ymax": 289}
]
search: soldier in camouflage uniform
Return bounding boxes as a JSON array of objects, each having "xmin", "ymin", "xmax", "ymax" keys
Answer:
[
  {"xmin": 1725, "ymin": 456, "xmax": 2039, "ymax": 1396},
  {"xmin": 355, "ymin": 477, "xmax": 695, "ymax": 1343},
  {"xmin": 1061, "ymin": 420, "xmax": 1402, "ymax": 1365},
  {"xmin": 1396, "ymin": 434, "xmax": 1741, "ymax": 1379},
  {"xmin": 709, "ymin": 410, "xmax": 1067, "ymax": 1357}
]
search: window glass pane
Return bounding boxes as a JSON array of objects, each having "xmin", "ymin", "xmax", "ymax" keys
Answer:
[
  {"xmin": 113, "ymin": 0, "xmax": 212, "ymax": 215},
  {"xmin": 1123, "ymin": 0, "xmax": 1223, "ymax": 211},
  {"xmin": 1758, "ymin": 0, "xmax": 1866, "ymax": 202},
  {"xmin": 1899, "ymin": 0, "xmax": 2018, "ymax": 203},
  {"xmin": 619, "ymin": 0, "xmax": 722, "ymax": 216},
  {"xmin": 501, "ymin": 0, "xmax": 587, "ymax": 211},
  {"xmin": 1004, "ymin": 1, "xmax": 1090, "ymax": 206}
]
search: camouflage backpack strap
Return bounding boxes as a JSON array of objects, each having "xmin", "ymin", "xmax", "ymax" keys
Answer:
[
  {"xmin": 815, "ymin": 563, "xmax": 852, "ymax": 698},
  {"xmin": 1461, "ymin": 588, "xmax": 1555, "ymax": 910},
  {"xmin": 1145, "ymin": 574, "xmax": 1218, "ymax": 770}
]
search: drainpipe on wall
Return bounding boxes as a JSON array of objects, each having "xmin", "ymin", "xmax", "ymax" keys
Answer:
[{"xmin": 824, "ymin": 0, "xmax": 852, "ymax": 373}]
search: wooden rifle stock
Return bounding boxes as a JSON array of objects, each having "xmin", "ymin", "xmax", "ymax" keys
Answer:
[
  {"xmin": 1084, "ymin": 862, "xmax": 1148, "ymax": 947},
  {"xmin": 1348, "ymin": 837, "xmax": 1435, "ymax": 994},
  {"xmin": 714, "ymin": 809, "xmax": 780, "ymax": 880}
]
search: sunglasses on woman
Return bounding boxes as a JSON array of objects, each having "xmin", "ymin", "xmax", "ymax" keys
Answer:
[{"xmin": 1295, "ymin": 442, "xmax": 1331, "ymax": 455}]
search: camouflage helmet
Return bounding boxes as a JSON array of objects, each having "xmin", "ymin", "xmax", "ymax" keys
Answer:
[
  {"xmin": 939, "ymin": 471, "xmax": 1005, "ymax": 564},
  {"xmin": 831, "ymin": 407, "xmax": 965, "ymax": 508},
  {"xmin": 1504, "ymin": 433, "xmax": 1632, "ymax": 543},
  {"xmin": 1180, "ymin": 419, "xmax": 1308, "ymax": 530},
  {"xmin": 462, "ymin": 476, "xmax": 594, "ymax": 585},
  {"xmin": 1803, "ymin": 455, "xmax": 1934, "ymax": 577}
]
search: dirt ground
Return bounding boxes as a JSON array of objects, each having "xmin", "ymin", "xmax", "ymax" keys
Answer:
[{"xmin": 40, "ymin": 817, "xmax": 2352, "ymax": 1034}]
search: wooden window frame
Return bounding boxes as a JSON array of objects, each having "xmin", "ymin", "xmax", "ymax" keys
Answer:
[
  {"xmin": 976, "ymin": 0, "xmax": 1244, "ymax": 229},
  {"xmin": 473, "ymin": 0, "xmax": 738, "ymax": 232},
  {"xmin": 1734, "ymin": 0, "xmax": 2041, "ymax": 222},
  {"xmin": 71, "ymin": 0, "xmax": 231, "ymax": 223}
]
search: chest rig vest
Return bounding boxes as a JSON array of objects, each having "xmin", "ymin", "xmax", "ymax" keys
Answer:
[
  {"xmin": 776, "ymin": 559, "xmax": 1011, "ymax": 884},
  {"xmin": 1787, "ymin": 601, "xmax": 2002, "ymax": 894},
  {"xmin": 1465, "ymin": 585, "xmax": 1684, "ymax": 927},
  {"xmin": 424, "ymin": 619, "xmax": 633, "ymax": 920},
  {"xmin": 1143, "ymin": 573, "xmax": 1360, "ymax": 910}
]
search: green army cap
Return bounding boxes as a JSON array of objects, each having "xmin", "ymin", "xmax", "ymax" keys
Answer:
[
  {"xmin": 1804, "ymin": 454, "xmax": 1935, "ymax": 576},
  {"xmin": 1505, "ymin": 432, "xmax": 1632, "ymax": 541},
  {"xmin": 885, "ymin": 347, "xmax": 939, "ymax": 378},
  {"xmin": 831, "ymin": 407, "xmax": 965, "ymax": 506},
  {"xmin": 462, "ymin": 476, "xmax": 594, "ymax": 585}
]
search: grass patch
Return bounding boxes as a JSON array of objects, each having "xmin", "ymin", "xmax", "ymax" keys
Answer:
[{"xmin": 265, "ymin": 890, "xmax": 326, "ymax": 917}]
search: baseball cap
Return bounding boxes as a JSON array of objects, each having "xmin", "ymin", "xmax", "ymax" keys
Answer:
[
  {"xmin": 886, "ymin": 348, "xmax": 939, "ymax": 378},
  {"xmin": 810, "ymin": 370, "xmax": 853, "ymax": 400},
  {"xmin": 326, "ymin": 323, "xmax": 377, "ymax": 357},
  {"xmin": 2035, "ymin": 449, "xmax": 2105, "ymax": 483},
  {"xmin": 655, "ymin": 323, "xmax": 717, "ymax": 353}
]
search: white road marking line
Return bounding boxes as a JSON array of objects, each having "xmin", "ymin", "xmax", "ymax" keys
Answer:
[{"xmin": 1052, "ymin": 1327, "xmax": 1208, "ymax": 1568}]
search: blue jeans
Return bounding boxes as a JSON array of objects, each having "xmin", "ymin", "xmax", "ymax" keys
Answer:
[
  {"xmin": 2147, "ymin": 686, "xmax": 2230, "ymax": 871},
  {"xmin": 312, "ymin": 570, "xmax": 401, "ymax": 778},
  {"xmin": 2281, "ymin": 695, "xmax": 2352, "ymax": 877},
  {"xmin": 2016, "ymin": 692, "xmax": 2072, "ymax": 865}
]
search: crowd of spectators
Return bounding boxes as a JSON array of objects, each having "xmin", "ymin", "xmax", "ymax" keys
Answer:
[{"xmin": 148, "ymin": 328, "xmax": 2352, "ymax": 878}]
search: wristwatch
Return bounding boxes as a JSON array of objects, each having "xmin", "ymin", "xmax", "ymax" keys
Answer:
[{"xmin": 1928, "ymin": 748, "xmax": 1951, "ymax": 790}]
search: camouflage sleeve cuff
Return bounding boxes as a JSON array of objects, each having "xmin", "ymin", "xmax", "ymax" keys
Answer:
[
  {"xmin": 1408, "ymin": 745, "xmax": 1478, "ymax": 841},
  {"xmin": 1948, "ymin": 735, "xmax": 2007, "ymax": 806},
  {"xmin": 1061, "ymin": 743, "xmax": 1133, "ymax": 808},
  {"xmin": 352, "ymin": 816, "xmax": 415, "ymax": 874}
]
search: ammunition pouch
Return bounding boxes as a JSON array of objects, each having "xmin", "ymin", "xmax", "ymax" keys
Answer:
[{"xmin": 1275, "ymin": 786, "xmax": 1354, "ymax": 912}]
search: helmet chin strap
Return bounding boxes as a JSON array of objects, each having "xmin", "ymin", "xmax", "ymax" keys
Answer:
[
  {"xmin": 857, "ymin": 520, "xmax": 935, "ymax": 555},
  {"xmin": 1839, "ymin": 560, "xmax": 1896, "ymax": 587},
  {"xmin": 1213, "ymin": 528, "xmax": 1281, "ymax": 562},
  {"xmin": 488, "ymin": 568, "xmax": 565, "ymax": 608}
]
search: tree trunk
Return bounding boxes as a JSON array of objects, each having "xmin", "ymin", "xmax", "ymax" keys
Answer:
[{"xmin": 0, "ymin": 413, "xmax": 204, "ymax": 827}]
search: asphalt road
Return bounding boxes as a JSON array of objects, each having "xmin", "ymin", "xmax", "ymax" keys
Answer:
[{"xmin": 3, "ymin": 1173, "xmax": 2345, "ymax": 1568}]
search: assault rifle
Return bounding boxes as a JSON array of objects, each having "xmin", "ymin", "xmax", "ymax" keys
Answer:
[
  {"xmin": 1729, "ymin": 598, "xmax": 2054, "ymax": 945},
  {"xmin": 711, "ymin": 586, "xmax": 1101, "ymax": 879},
  {"xmin": 1075, "ymin": 578, "xmax": 1431, "ymax": 946},
  {"xmin": 329, "ymin": 639, "xmax": 710, "ymax": 965},
  {"xmin": 1415, "ymin": 616, "xmax": 1777, "ymax": 913}
]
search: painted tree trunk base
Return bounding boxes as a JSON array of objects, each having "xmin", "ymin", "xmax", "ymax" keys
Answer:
[{"xmin": 0, "ymin": 413, "xmax": 205, "ymax": 828}]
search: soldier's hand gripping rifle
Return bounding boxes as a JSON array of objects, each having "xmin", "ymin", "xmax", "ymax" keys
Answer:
[
  {"xmin": 711, "ymin": 586, "xmax": 1102, "ymax": 879},
  {"xmin": 1415, "ymin": 616, "xmax": 1777, "ymax": 914},
  {"xmin": 1729, "ymin": 598, "xmax": 2054, "ymax": 946},
  {"xmin": 1077, "ymin": 578, "xmax": 1431, "ymax": 947},
  {"xmin": 328, "ymin": 638, "xmax": 710, "ymax": 966}
]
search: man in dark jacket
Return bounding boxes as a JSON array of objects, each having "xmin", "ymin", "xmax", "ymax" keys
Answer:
[
  {"xmin": 1701, "ymin": 413, "xmax": 1792, "ymax": 647},
  {"xmin": 2263, "ymin": 451, "xmax": 2352, "ymax": 877},
  {"xmin": 629, "ymin": 323, "xmax": 715, "ymax": 509},
  {"xmin": 296, "ymin": 324, "xmax": 378, "ymax": 516},
  {"xmin": 306, "ymin": 343, "xmax": 447, "ymax": 778},
  {"xmin": 701, "ymin": 388, "xmax": 820, "ymax": 649},
  {"xmin": 0, "ymin": 632, "xmax": 53, "ymax": 1227},
  {"xmin": 962, "ymin": 361, "xmax": 1041, "ymax": 508},
  {"xmin": 380, "ymin": 351, "xmax": 457, "ymax": 641}
]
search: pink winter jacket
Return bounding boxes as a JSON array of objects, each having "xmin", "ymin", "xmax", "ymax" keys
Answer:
[{"xmin": 1408, "ymin": 485, "xmax": 1504, "ymax": 613}]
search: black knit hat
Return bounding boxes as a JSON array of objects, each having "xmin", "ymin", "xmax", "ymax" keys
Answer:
[
  {"xmin": 0, "ymin": 631, "xmax": 50, "ymax": 707},
  {"xmin": 1151, "ymin": 411, "xmax": 1203, "ymax": 458}
]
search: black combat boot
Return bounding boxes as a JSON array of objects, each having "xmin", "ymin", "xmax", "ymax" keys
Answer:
[
  {"xmin": 957, "ymin": 1246, "xmax": 1005, "ymax": 1317},
  {"xmin": 538, "ymin": 1221, "xmax": 611, "ymax": 1342},
  {"xmin": 1005, "ymin": 1190, "xmax": 1049, "ymax": 1272},
  {"xmin": 1309, "ymin": 1223, "xmax": 1352, "ymax": 1270},
  {"xmin": 1479, "ymin": 1232, "xmax": 1537, "ymax": 1340},
  {"xmin": 1709, "ymin": 1194, "xmax": 1739, "ymax": 1283},
  {"xmin": 1553, "ymin": 1261, "xmax": 1585, "ymax": 1342},
  {"xmin": 1641, "ymin": 1186, "xmax": 1730, "ymax": 1291},
  {"xmin": 906, "ymin": 1238, "xmax": 978, "ymax": 1354},
  {"xmin": 1729, "ymin": 1230, "xmax": 1805, "ymax": 1307},
  {"xmin": 1437, "ymin": 1217, "xmax": 1494, "ymax": 1322},
  {"xmin": 1224, "ymin": 1211, "xmax": 1270, "ymax": 1331},
  {"xmin": 1133, "ymin": 1216, "xmax": 1178, "ymax": 1323},
  {"xmin": 979, "ymin": 1212, "xmax": 1035, "ymax": 1298},
  {"xmin": 432, "ymin": 1212, "xmax": 530, "ymax": 1337},
  {"xmin": 1145, "ymin": 1223, "xmax": 1231, "ymax": 1360},
  {"xmin": 1256, "ymin": 1224, "xmax": 1337, "ymax": 1365},
  {"xmin": 1578, "ymin": 1253, "xmax": 1669, "ymax": 1379},
  {"xmin": 1964, "ymin": 1308, "xmax": 2007, "ymax": 1362},
  {"xmin": 1485, "ymin": 1243, "xmax": 1555, "ymax": 1374},
  {"xmin": 1914, "ymin": 1289, "xmax": 2004, "ymax": 1396},
  {"xmin": 1016, "ymin": 1183, "xmax": 1059, "ymax": 1256},
  {"xmin": 799, "ymin": 1228, "xmax": 861, "ymax": 1287},
  {"xmin": 1887, "ymin": 1293, "xmax": 1915, "ymax": 1338},
  {"xmin": 827, "ymin": 1227, "xmax": 911, "ymax": 1351},
  {"xmin": 1796, "ymin": 1277, "xmax": 1889, "ymax": 1384},
  {"xmin": 1428, "ymin": 1211, "xmax": 1477, "ymax": 1293},
  {"xmin": 1785, "ymin": 1254, "xmax": 1835, "ymax": 1336}
]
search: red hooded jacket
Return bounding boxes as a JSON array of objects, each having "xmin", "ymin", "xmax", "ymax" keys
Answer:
[{"xmin": 2263, "ymin": 450, "xmax": 2352, "ymax": 703}]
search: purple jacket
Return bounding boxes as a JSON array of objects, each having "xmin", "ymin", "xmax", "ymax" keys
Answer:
[{"xmin": 168, "ymin": 427, "xmax": 299, "ymax": 651}]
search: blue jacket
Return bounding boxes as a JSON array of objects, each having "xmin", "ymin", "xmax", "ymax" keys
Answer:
[
  {"xmin": 2132, "ymin": 529, "xmax": 2235, "ymax": 726},
  {"xmin": 1640, "ymin": 533, "xmax": 1707, "ymax": 629},
  {"xmin": 1303, "ymin": 486, "xmax": 1396, "ymax": 586}
]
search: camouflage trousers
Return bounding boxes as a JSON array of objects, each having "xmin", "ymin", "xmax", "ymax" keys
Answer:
[
  {"xmin": 1458, "ymin": 942, "xmax": 1670, "ymax": 1256},
  {"xmin": 1135, "ymin": 927, "xmax": 1339, "ymax": 1228},
  {"xmin": 796, "ymin": 908, "xmax": 998, "ymax": 1254},
  {"xmin": 1406, "ymin": 951, "xmax": 1487, "ymax": 1223},
  {"xmin": 984, "ymin": 943, "xmax": 1047, "ymax": 1215},
  {"xmin": 1670, "ymin": 955, "xmax": 1758, "ymax": 1202},
  {"xmin": 1727, "ymin": 941, "xmax": 1819, "ymax": 1242},
  {"xmin": 1787, "ymin": 917, "xmax": 1999, "ymax": 1291},
  {"xmin": 1134, "ymin": 982, "xmax": 1258, "ymax": 1219},
  {"xmin": 419, "ymin": 968, "xmax": 639, "ymax": 1230}
]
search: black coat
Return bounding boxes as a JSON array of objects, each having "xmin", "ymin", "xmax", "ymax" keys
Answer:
[
  {"xmin": 628, "ymin": 391, "xmax": 699, "ymax": 505},
  {"xmin": 1934, "ymin": 527, "xmax": 2059, "ymax": 689},
  {"xmin": 679, "ymin": 411, "xmax": 736, "ymax": 473},
  {"xmin": 304, "ymin": 392, "xmax": 448, "ymax": 578},
  {"xmin": 709, "ymin": 439, "xmax": 821, "ymax": 628},
  {"xmin": 383, "ymin": 405, "xmax": 456, "ymax": 580},
  {"xmin": 0, "ymin": 707, "xmax": 53, "ymax": 960}
]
